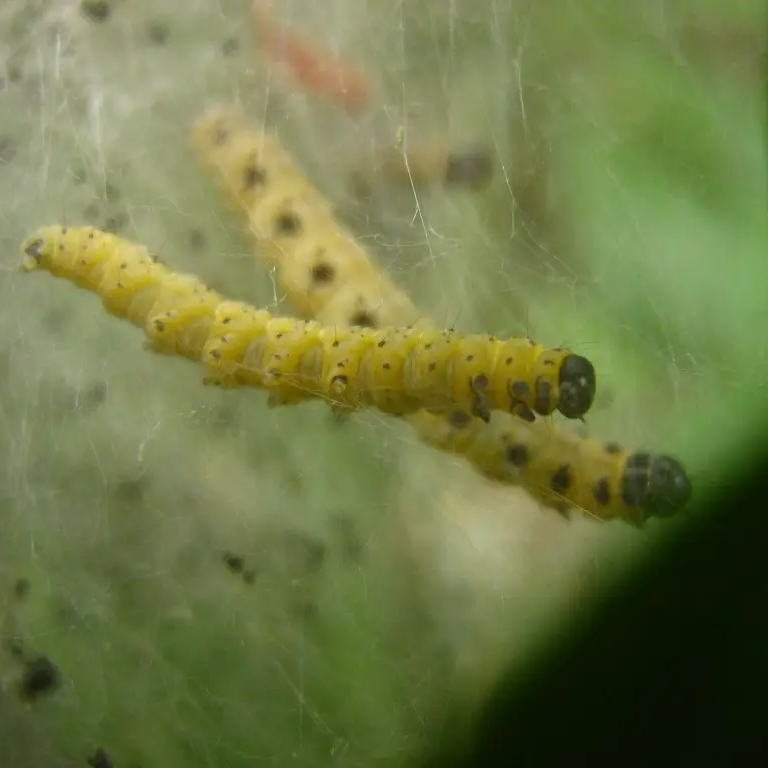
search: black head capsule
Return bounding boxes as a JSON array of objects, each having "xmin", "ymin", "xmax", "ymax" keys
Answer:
[
  {"xmin": 557, "ymin": 354, "xmax": 597, "ymax": 419},
  {"xmin": 22, "ymin": 238, "xmax": 46, "ymax": 264},
  {"xmin": 644, "ymin": 455, "xmax": 692, "ymax": 518},
  {"xmin": 622, "ymin": 453, "xmax": 692, "ymax": 519}
]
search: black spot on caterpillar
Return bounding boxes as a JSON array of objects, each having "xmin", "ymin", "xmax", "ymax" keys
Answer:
[
  {"xmin": 415, "ymin": 410, "xmax": 692, "ymax": 523},
  {"xmin": 314, "ymin": 276, "xmax": 426, "ymax": 331},
  {"xmin": 20, "ymin": 226, "xmax": 597, "ymax": 422}
]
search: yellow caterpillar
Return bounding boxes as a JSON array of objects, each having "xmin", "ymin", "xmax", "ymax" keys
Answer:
[
  {"xmin": 20, "ymin": 226, "xmax": 596, "ymax": 422},
  {"xmin": 413, "ymin": 410, "xmax": 691, "ymax": 524},
  {"xmin": 190, "ymin": 108, "xmax": 420, "ymax": 328},
  {"xmin": 188, "ymin": 105, "xmax": 692, "ymax": 524}
]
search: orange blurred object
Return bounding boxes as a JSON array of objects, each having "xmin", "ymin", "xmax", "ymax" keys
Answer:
[{"xmin": 252, "ymin": 0, "xmax": 371, "ymax": 115}]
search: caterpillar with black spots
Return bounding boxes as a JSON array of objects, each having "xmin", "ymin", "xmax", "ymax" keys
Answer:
[
  {"xmin": 413, "ymin": 410, "xmax": 691, "ymax": 524},
  {"xmin": 188, "ymin": 105, "xmax": 692, "ymax": 524},
  {"xmin": 20, "ymin": 226, "xmax": 597, "ymax": 422},
  {"xmin": 190, "ymin": 106, "xmax": 420, "ymax": 329}
]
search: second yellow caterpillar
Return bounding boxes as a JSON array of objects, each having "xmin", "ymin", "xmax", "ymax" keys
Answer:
[{"xmin": 21, "ymin": 226, "xmax": 596, "ymax": 422}]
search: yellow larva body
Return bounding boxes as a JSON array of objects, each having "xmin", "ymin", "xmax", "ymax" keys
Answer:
[
  {"xmin": 188, "ymin": 106, "xmax": 692, "ymax": 523},
  {"xmin": 21, "ymin": 226, "xmax": 596, "ymax": 422},
  {"xmin": 412, "ymin": 411, "xmax": 692, "ymax": 524}
]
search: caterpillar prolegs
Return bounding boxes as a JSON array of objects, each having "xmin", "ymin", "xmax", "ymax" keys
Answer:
[{"xmin": 20, "ymin": 226, "xmax": 596, "ymax": 422}]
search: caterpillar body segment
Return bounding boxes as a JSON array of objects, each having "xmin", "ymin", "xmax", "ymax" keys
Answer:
[
  {"xmin": 412, "ymin": 411, "xmax": 692, "ymax": 524},
  {"xmin": 272, "ymin": 227, "xmax": 389, "ymax": 320},
  {"xmin": 190, "ymin": 107, "xmax": 312, "ymax": 215},
  {"xmin": 190, "ymin": 106, "xmax": 333, "ymax": 234},
  {"xmin": 21, "ymin": 227, "xmax": 225, "ymax": 362},
  {"xmin": 202, "ymin": 305, "xmax": 324, "ymax": 409},
  {"xmin": 247, "ymin": 178, "xmax": 337, "ymax": 259},
  {"xmin": 20, "ymin": 226, "xmax": 596, "ymax": 422},
  {"xmin": 314, "ymin": 275, "xmax": 423, "ymax": 330}
]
